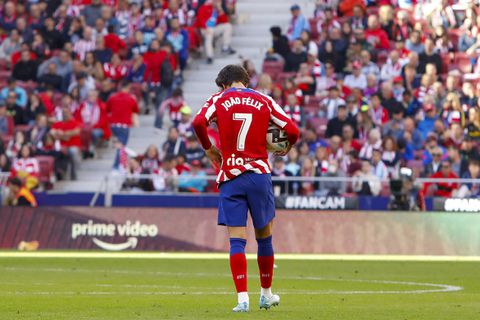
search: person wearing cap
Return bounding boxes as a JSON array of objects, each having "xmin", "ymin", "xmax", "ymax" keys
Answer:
[
  {"xmin": 178, "ymin": 105, "xmax": 193, "ymax": 137},
  {"xmin": 178, "ymin": 159, "xmax": 207, "ymax": 193},
  {"xmin": 418, "ymin": 103, "xmax": 439, "ymax": 139},
  {"xmin": 344, "ymin": 60, "xmax": 367, "ymax": 90},
  {"xmin": 287, "ymin": 4, "xmax": 310, "ymax": 41}
]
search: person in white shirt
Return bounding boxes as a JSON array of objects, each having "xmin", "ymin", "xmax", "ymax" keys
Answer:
[
  {"xmin": 360, "ymin": 50, "xmax": 380, "ymax": 77},
  {"xmin": 322, "ymin": 86, "xmax": 345, "ymax": 119},
  {"xmin": 345, "ymin": 61, "xmax": 367, "ymax": 90},
  {"xmin": 380, "ymin": 50, "xmax": 402, "ymax": 82}
]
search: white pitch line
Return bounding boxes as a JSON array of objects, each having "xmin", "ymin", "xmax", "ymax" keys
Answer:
[
  {"xmin": 1, "ymin": 251, "xmax": 480, "ymax": 261},
  {"xmin": 0, "ymin": 267, "xmax": 463, "ymax": 295}
]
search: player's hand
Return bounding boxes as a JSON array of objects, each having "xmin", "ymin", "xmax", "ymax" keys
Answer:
[
  {"xmin": 274, "ymin": 144, "xmax": 292, "ymax": 157},
  {"xmin": 206, "ymin": 145, "xmax": 222, "ymax": 169}
]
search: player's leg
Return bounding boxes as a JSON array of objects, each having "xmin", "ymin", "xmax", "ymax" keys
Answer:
[
  {"xmin": 218, "ymin": 177, "xmax": 250, "ymax": 312},
  {"xmin": 245, "ymin": 173, "xmax": 279, "ymax": 309},
  {"xmin": 228, "ymin": 226, "xmax": 249, "ymax": 312},
  {"xmin": 255, "ymin": 222, "xmax": 274, "ymax": 296}
]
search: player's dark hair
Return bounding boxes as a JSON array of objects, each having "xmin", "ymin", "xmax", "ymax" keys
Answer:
[{"xmin": 215, "ymin": 64, "xmax": 250, "ymax": 89}]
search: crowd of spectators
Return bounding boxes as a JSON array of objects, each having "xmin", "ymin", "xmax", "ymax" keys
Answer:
[
  {"xmin": 259, "ymin": 0, "xmax": 480, "ymax": 198},
  {"xmin": 0, "ymin": 0, "xmax": 236, "ymax": 194}
]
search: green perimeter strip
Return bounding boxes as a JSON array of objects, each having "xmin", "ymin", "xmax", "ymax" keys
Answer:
[{"xmin": 1, "ymin": 252, "xmax": 480, "ymax": 261}]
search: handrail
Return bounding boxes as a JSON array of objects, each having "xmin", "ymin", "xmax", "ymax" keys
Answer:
[{"xmin": 104, "ymin": 173, "xmax": 480, "ymax": 184}]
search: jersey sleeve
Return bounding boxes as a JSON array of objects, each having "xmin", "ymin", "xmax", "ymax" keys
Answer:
[
  {"xmin": 264, "ymin": 93, "xmax": 300, "ymax": 146},
  {"xmin": 192, "ymin": 94, "xmax": 219, "ymax": 150}
]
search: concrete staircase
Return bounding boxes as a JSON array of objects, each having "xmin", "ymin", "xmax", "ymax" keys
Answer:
[{"xmin": 55, "ymin": 0, "xmax": 313, "ymax": 193}]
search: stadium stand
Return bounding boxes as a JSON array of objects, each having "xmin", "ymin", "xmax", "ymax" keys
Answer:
[{"xmin": 1, "ymin": 0, "xmax": 480, "ymax": 203}]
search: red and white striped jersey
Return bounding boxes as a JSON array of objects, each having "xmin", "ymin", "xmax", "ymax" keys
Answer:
[{"xmin": 193, "ymin": 87, "xmax": 299, "ymax": 184}]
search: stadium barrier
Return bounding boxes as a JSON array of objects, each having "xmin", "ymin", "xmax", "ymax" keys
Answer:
[
  {"xmin": 1, "ymin": 172, "xmax": 479, "ymax": 212},
  {"xmin": 1, "ymin": 206, "xmax": 480, "ymax": 255}
]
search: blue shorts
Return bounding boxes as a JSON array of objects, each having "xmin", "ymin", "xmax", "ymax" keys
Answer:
[{"xmin": 218, "ymin": 172, "xmax": 275, "ymax": 229}]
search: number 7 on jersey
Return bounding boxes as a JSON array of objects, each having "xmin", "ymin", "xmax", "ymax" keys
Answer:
[{"xmin": 233, "ymin": 113, "xmax": 252, "ymax": 151}]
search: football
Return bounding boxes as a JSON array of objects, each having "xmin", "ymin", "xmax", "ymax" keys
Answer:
[{"xmin": 266, "ymin": 123, "xmax": 290, "ymax": 153}]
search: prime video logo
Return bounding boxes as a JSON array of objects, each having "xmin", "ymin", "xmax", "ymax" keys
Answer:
[{"xmin": 71, "ymin": 220, "xmax": 159, "ymax": 251}]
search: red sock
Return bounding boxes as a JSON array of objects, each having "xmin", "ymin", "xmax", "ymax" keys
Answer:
[
  {"xmin": 257, "ymin": 255, "xmax": 274, "ymax": 288},
  {"xmin": 230, "ymin": 253, "xmax": 248, "ymax": 292}
]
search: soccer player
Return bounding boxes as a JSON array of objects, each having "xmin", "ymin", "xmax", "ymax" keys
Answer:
[{"xmin": 192, "ymin": 65, "xmax": 299, "ymax": 312}]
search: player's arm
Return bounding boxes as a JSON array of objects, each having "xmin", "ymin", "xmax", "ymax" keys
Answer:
[
  {"xmin": 192, "ymin": 97, "xmax": 222, "ymax": 167},
  {"xmin": 265, "ymin": 95, "xmax": 300, "ymax": 147}
]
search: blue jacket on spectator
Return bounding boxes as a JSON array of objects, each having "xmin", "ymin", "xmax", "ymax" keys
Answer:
[
  {"xmin": 288, "ymin": 14, "xmax": 310, "ymax": 41},
  {"xmin": 0, "ymin": 87, "xmax": 28, "ymax": 108},
  {"xmin": 418, "ymin": 115, "xmax": 438, "ymax": 140}
]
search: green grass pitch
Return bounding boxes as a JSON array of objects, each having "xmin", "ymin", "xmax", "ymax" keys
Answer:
[{"xmin": 1, "ymin": 256, "xmax": 480, "ymax": 319}]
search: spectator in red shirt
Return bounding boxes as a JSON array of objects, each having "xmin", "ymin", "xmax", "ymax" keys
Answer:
[
  {"xmin": 103, "ymin": 25, "xmax": 126, "ymax": 54},
  {"xmin": 364, "ymin": 15, "xmax": 390, "ymax": 50},
  {"xmin": 142, "ymin": 39, "xmax": 171, "ymax": 111},
  {"xmin": 106, "ymin": 81, "xmax": 139, "ymax": 146},
  {"xmin": 106, "ymin": 81, "xmax": 139, "ymax": 169},
  {"xmin": 51, "ymin": 107, "xmax": 82, "ymax": 180},
  {"xmin": 424, "ymin": 160, "xmax": 460, "ymax": 198}
]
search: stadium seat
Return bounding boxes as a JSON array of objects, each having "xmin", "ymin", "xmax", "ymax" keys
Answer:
[
  {"xmin": 440, "ymin": 53, "xmax": 453, "ymax": 74},
  {"xmin": 35, "ymin": 155, "xmax": 55, "ymax": 185},
  {"xmin": 262, "ymin": 61, "xmax": 285, "ymax": 81},
  {"xmin": 276, "ymin": 72, "xmax": 296, "ymax": 84},
  {"xmin": 309, "ymin": 18, "xmax": 320, "ymax": 40},
  {"xmin": 14, "ymin": 125, "xmax": 32, "ymax": 134},
  {"xmin": 308, "ymin": 117, "xmax": 328, "ymax": 137},
  {"xmin": 129, "ymin": 83, "xmax": 144, "ymax": 102},
  {"xmin": 80, "ymin": 128, "xmax": 93, "ymax": 153},
  {"xmin": 456, "ymin": 56, "xmax": 473, "ymax": 74}
]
